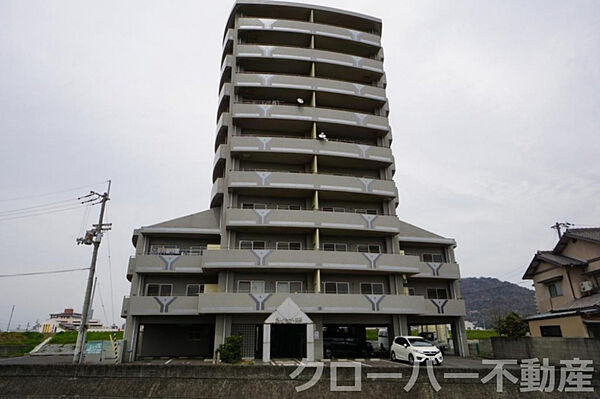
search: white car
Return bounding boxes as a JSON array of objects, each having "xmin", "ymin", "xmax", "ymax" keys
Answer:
[{"xmin": 390, "ymin": 336, "xmax": 443, "ymax": 365}]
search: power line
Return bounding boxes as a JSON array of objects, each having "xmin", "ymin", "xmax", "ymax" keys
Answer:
[
  {"xmin": 0, "ymin": 181, "xmax": 109, "ymax": 202},
  {"xmin": 0, "ymin": 202, "xmax": 100, "ymax": 222},
  {"xmin": 0, "ymin": 197, "xmax": 80, "ymax": 215},
  {"xmin": 0, "ymin": 267, "xmax": 90, "ymax": 278}
]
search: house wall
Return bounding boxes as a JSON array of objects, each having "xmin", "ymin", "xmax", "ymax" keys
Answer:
[{"xmin": 528, "ymin": 315, "xmax": 589, "ymax": 338}]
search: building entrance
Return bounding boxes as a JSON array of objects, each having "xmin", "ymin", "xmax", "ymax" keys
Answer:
[{"xmin": 271, "ymin": 324, "xmax": 306, "ymax": 358}]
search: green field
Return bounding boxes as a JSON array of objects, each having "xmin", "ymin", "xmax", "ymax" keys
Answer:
[
  {"xmin": 365, "ymin": 328, "xmax": 378, "ymax": 340},
  {"xmin": 49, "ymin": 331, "xmax": 124, "ymax": 344},
  {"xmin": 466, "ymin": 330, "xmax": 498, "ymax": 340},
  {"xmin": 0, "ymin": 332, "xmax": 46, "ymax": 357}
]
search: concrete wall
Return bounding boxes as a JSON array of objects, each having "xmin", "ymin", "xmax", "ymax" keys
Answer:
[
  {"xmin": 491, "ymin": 337, "xmax": 600, "ymax": 365},
  {"xmin": 1, "ymin": 364, "xmax": 597, "ymax": 398},
  {"xmin": 0, "ymin": 345, "xmax": 28, "ymax": 356}
]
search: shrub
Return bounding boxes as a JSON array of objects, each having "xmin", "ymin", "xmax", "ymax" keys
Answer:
[
  {"xmin": 216, "ymin": 334, "xmax": 243, "ymax": 363},
  {"xmin": 496, "ymin": 312, "xmax": 529, "ymax": 337}
]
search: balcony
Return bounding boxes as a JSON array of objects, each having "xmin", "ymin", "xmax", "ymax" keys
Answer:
[
  {"xmin": 413, "ymin": 262, "xmax": 461, "ymax": 280},
  {"xmin": 422, "ymin": 298, "xmax": 467, "ymax": 317},
  {"xmin": 227, "ymin": 170, "xmax": 397, "ymax": 199},
  {"xmin": 213, "ymin": 144, "xmax": 227, "ymax": 182},
  {"xmin": 211, "ymin": 177, "xmax": 224, "ymax": 207},
  {"xmin": 125, "ymin": 295, "xmax": 199, "ymax": 316},
  {"xmin": 237, "ymin": 18, "xmax": 381, "ymax": 49},
  {"xmin": 234, "ymin": 73, "xmax": 386, "ymax": 113},
  {"xmin": 202, "ymin": 249, "xmax": 420, "ymax": 274},
  {"xmin": 231, "ymin": 103, "xmax": 389, "ymax": 134},
  {"xmin": 225, "ymin": 208, "xmax": 401, "ymax": 235},
  {"xmin": 215, "ymin": 112, "xmax": 230, "ymax": 151},
  {"xmin": 235, "ymin": 45, "xmax": 384, "ymax": 83},
  {"xmin": 230, "ymin": 135, "xmax": 393, "ymax": 166},
  {"xmin": 128, "ymin": 254, "xmax": 203, "ymax": 275}
]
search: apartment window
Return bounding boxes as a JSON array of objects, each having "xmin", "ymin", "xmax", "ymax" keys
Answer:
[
  {"xmin": 426, "ymin": 288, "xmax": 448, "ymax": 299},
  {"xmin": 356, "ymin": 244, "xmax": 381, "ymax": 253},
  {"xmin": 360, "ymin": 282, "xmax": 384, "ymax": 295},
  {"xmin": 323, "ymin": 243, "xmax": 347, "ymax": 252},
  {"xmin": 185, "ymin": 246, "xmax": 205, "ymax": 256},
  {"xmin": 241, "ymin": 203, "xmax": 266, "ymax": 209},
  {"xmin": 146, "ymin": 284, "xmax": 172, "ymax": 296},
  {"xmin": 276, "ymin": 242, "xmax": 302, "ymax": 250},
  {"xmin": 355, "ymin": 209, "xmax": 378, "ymax": 215},
  {"xmin": 149, "ymin": 245, "xmax": 179, "ymax": 255},
  {"xmin": 407, "ymin": 287, "xmax": 416, "ymax": 296},
  {"xmin": 323, "ymin": 282, "xmax": 349, "ymax": 294},
  {"xmin": 422, "ymin": 253, "xmax": 443, "ymax": 263},
  {"xmin": 276, "ymin": 281, "xmax": 302, "ymax": 293},
  {"xmin": 540, "ymin": 325, "xmax": 562, "ymax": 337},
  {"xmin": 186, "ymin": 284, "xmax": 205, "ymax": 296},
  {"xmin": 237, "ymin": 280, "xmax": 265, "ymax": 293},
  {"xmin": 322, "ymin": 207, "xmax": 345, "ymax": 213},
  {"xmin": 239, "ymin": 240, "xmax": 266, "ymax": 250},
  {"xmin": 548, "ymin": 281, "xmax": 563, "ymax": 298},
  {"xmin": 277, "ymin": 204, "xmax": 301, "ymax": 210}
]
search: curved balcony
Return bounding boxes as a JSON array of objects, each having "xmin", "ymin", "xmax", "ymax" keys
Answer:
[
  {"xmin": 211, "ymin": 177, "xmax": 224, "ymax": 207},
  {"xmin": 220, "ymin": 55, "xmax": 234, "ymax": 90},
  {"xmin": 231, "ymin": 103, "xmax": 389, "ymax": 134},
  {"xmin": 234, "ymin": 73, "xmax": 386, "ymax": 103},
  {"xmin": 214, "ymin": 112, "xmax": 230, "ymax": 151},
  {"xmin": 236, "ymin": 44, "xmax": 384, "ymax": 74},
  {"xmin": 225, "ymin": 208, "xmax": 401, "ymax": 235},
  {"xmin": 227, "ymin": 171, "xmax": 397, "ymax": 198},
  {"xmin": 413, "ymin": 262, "xmax": 461, "ymax": 280},
  {"xmin": 212, "ymin": 144, "xmax": 227, "ymax": 182},
  {"xmin": 230, "ymin": 136, "xmax": 393, "ymax": 166},
  {"xmin": 217, "ymin": 83, "xmax": 231, "ymax": 121},
  {"xmin": 202, "ymin": 249, "xmax": 419, "ymax": 274}
]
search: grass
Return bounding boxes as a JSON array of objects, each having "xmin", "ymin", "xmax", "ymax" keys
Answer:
[
  {"xmin": 365, "ymin": 328, "xmax": 378, "ymax": 340},
  {"xmin": 0, "ymin": 332, "xmax": 46, "ymax": 357},
  {"xmin": 49, "ymin": 331, "xmax": 123, "ymax": 345},
  {"xmin": 466, "ymin": 330, "xmax": 498, "ymax": 340}
]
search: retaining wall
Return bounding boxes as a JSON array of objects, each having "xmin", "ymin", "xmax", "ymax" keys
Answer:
[
  {"xmin": 491, "ymin": 337, "xmax": 600, "ymax": 365},
  {"xmin": 0, "ymin": 364, "xmax": 598, "ymax": 398}
]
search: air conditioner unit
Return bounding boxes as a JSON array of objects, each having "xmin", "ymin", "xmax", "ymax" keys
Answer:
[{"xmin": 580, "ymin": 281, "xmax": 594, "ymax": 293}]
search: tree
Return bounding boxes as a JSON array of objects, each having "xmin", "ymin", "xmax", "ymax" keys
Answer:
[
  {"xmin": 496, "ymin": 312, "xmax": 529, "ymax": 337},
  {"xmin": 216, "ymin": 334, "xmax": 243, "ymax": 363}
]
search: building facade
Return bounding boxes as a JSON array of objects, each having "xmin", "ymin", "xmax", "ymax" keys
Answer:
[
  {"xmin": 121, "ymin": 0, "xmax": 469, "ymax": 362},
  {"xmin": 523, "ymin": 228, "xmax": 600, "ymax": 338},
  {"xmin": 39, "ymin": 308, "xmax": 103, "ymax": 334}
]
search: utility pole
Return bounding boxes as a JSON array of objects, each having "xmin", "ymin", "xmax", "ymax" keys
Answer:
[
  {"xmin": 551, "ymin": 222, "xmax": 573, "ymax": 240},
  {"xmin": 6, "ymin": 305, "xmax": 15, "ymax": 332},
  {"xmin": 73, "ymin": 180, "xmax": 112, "ymax": 364}
]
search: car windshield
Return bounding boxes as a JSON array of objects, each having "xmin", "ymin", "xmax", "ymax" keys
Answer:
[{"xmin": 408, "ymin": 338, "xmax": 433, "ymax": 347}]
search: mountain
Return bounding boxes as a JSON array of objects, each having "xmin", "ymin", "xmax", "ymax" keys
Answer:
[{"xmin": 459, "ymin": 277, "xmax": 537, "ymax": 329}]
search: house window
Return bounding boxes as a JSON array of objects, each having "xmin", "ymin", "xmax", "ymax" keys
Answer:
[
  {"xmin": 186, "ymin": 284, "xmax": 204, "ymax": 296},
  {"xmin": 360, "ymin": 282, "xmax": 384, "ymax": 295},
  {"xmin": 548, "ymin": 281, "xmax": 563, "ymax": 298},
  {"xmin": 540, "ymin": 325, "xmax": 562, "ymax": 337},
  {"xmin": 146, "ymin": 284, "xmax": 172, "ymax": 296},
  {"xmin": 323, "ymin": 243, "xmax": 347, "ymax": 252},
  {"xmin": 422, "ymin": 253, "xmax": 443, "ymax": 263},
  {"xmin": 276, "ymin": 242, "xmax": 302, "ymax": 250},
  {"xmin": 356, "ymin": 244, "xmax": 381, "ymax": 253},
  {"xmin": 426, "ymin": 288, "xmax": 448, "ymax": 299},
  {"xmin": 276, "ymin": 281, "xmax": 302, "ymax": 293},
  {"xmin": 239, "ymin": 240, "xmax": 266, "ymax": 250},
  {"xmin": 323, "ymin": 282, "xmax": 349, "ymax": 294},
  {"xmin": 237, "ymin": 280, "xmax": 265, "ymax": 293}
]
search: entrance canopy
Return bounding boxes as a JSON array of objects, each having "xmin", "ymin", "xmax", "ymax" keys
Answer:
[{"xmin": 265, "ymin": 297, "xmax": 312, "ymax": 324}]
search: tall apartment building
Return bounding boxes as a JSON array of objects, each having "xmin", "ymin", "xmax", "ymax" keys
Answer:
[{"xmin": 121, "ymin": 0, "xmax": 469, "ymax": 362}]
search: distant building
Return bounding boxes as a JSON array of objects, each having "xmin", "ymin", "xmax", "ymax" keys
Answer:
[
  {"xmin": 39, "ymin": 308, "xmax": 103, "ymax": 333},
  {"xmin": 464, "ymin": 320, "xmax": 483, "ymax": 330},
  {"xmin": 523, "ymin": 228, "xmax": 600, "ymax": 338}
]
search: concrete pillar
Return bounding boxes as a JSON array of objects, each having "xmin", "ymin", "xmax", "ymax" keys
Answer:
[
  {"xmin": 262, "ymin": 324, "xmax": 271, "ymax": 362},
  {"xmin": 312, "ymin": 315, "xmax": 323, "ymax": 360},
  {"xmin": 122, "ymin": 315, "xmax": 138, "ymax": 363},
  {"xmin": 451, "ymin": 317, "xmax": 469, "ymax": 357},
  {"xmin": 306, "ymin": 323, "xmax": 315, "ymax": 361},
  {"xmin": 392, "ymin": 314, "xmax": 408, "ymax": 338},
  {"xmin": 213, "ymin": 314, "xmax": 233, "ymax": 360}
]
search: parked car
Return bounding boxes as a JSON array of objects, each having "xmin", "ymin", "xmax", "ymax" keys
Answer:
[
  {"xmin": 418, "ymin": 332, "xmax": 448, "ymax": 354},
  {"xmin": 323, "ymin": 326, "xmax": 374, "ymax": 358},
  {"xmin": 377, "ymin": 328, "xmax": 389, "ymax": 351},
  {"xmin": 390, "ymin": 336, "xmax": 443, "ymax": 365}
]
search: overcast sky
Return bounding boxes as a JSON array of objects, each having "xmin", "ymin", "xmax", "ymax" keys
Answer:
[{"xmin": 1, "ymin": 0, "xmax": 598, "ymax": 329}]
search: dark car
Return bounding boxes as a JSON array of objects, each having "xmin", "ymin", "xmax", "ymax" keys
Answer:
[{"xmin": 323, "ymin": 325, "xmax": 374, "ymax": 358}]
